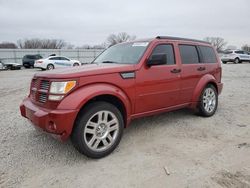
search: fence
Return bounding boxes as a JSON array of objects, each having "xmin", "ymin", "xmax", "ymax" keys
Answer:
[{"xmin": 0, "ymin": 49, "xmax": 104, "ymax": 64}]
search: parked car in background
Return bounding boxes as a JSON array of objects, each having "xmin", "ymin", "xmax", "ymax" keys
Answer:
[
  {"xmin": 20, "ymin": 36, "xmax": 223, "ymax": 158},
  {"xmin": 34, "ymin": 56, "xmax": 81, "ymax": 70},
  {"xmin": 22, "ymin": 54, "xmax": 43, "ymax": 68},
  {"xmin": 0, "ymin": 60, "xmax": 22, "ymax": 70},
  {"xmin": 0, "ymin": 61, "xmax": 7, "ymax": 70},
  {"xmin": 221, "ymin": 50, "xmax": 250, "ymax": 64}
]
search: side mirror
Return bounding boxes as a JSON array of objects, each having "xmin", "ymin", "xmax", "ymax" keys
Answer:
[{"xmin": 147, "ymin": 53, "xmax": 166, "ymax": 67}]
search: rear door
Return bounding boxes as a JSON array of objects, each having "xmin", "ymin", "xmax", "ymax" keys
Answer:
[
  {"xmin": 198, "ymin": 45, "xmax": 219, "ymax": 81},
  {"xmin": 178, "ymin": 44, "xmax": 206, "ymax": 103},
  {"xmin": 135, "ymin": 43, "xmax": 181, "ymax": 113}
]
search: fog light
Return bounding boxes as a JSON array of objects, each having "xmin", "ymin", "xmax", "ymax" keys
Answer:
[{"xmin": 48, "ymin": 95, "xmax": 64, "ymax": 101}]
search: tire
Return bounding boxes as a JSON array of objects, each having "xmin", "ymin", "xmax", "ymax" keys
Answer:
[
  {"xmin": 71, "ymin": 101, "xmax": 124, "ymax": 158},
  {"xmin": 198, "ymin": 84, "xmax": 218, "ymax": 117},
  {"xmin": 234, "ymin": 58, "xmax": 240, "ymax": 64},
  {"xmin": 46, "ymin": 64, "xmax": 54, "ymax": 70},
  {"xmin": 73, "ymin": 63, "xmax": 79, "ymax": 66},
  {"xmin": 222, "ymin": 61, "xmax": 227, "ymax": 64}
]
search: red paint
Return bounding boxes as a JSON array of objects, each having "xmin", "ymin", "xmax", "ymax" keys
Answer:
[{"xmin": 20, "ymin": 37, "xmax": 223, "ymax": 141}]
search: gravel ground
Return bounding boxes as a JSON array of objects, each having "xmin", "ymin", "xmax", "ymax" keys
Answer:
[{"xmin": 0, "ymin": 64, "xmax": 250, "ymax": 188}]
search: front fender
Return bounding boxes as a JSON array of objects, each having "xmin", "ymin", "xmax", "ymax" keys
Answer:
[
  {"xmin": 190, "ymin": 74, "xmax": 217, "ymax": 107},
  {"xmin": 57, "ymin": 83, "xmax": 132, "ymax": 119}
]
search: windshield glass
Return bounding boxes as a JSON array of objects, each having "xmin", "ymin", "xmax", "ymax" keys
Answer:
[
  {"xmin": 93, "ymin": 42, "xmax": 149, "ymax": 64},
  {"xmin": 224, "ymin": 51, "xmax": 233, "ymax": 54}
]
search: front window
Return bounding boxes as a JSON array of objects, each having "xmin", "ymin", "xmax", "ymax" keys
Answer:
[{"xmin": 93, "ymin": 42, "xmax": 149, "ymax": 64}]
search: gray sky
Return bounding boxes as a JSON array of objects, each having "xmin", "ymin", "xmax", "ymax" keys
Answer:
[{"xmin": 0, "ymin": 0, "xmax": 249, "ymax": 48}]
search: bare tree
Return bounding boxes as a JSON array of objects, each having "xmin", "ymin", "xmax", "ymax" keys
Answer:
[
  {"xmin": 0, "ymin": 42, "xmax": 17, "ymax": 49},
  {"xmin": 242, "ymin": 44, "xmax": 250, "ymax": 52},
  {"xmin": 106, "ymin": 32, "xmax": 136, "ymax": 46},
  {"xmin": 204, "ymin": 37, "xmax": 227, "ymax": 51},
  {"xmin": 17, "ymin": 39, "xmax": 66, "ymax": 49}
]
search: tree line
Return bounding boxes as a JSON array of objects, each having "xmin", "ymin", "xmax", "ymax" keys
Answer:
[{"xmin": 0, "ymin": 33, "xmax": 249, "ymax": 52}]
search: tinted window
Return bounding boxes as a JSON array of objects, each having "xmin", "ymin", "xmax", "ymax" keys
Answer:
[
  {"xmin": 199, "ymin": 46, "xmax": 217, "ymax": 63},
  {"xmin": 49, "ymin": 57, "xmax": 60, "ymax": 60},
  {"xmin": 235, "ymin": 51, "xmax": 244, "ymax": 54},
  {"xmin": 60, "ymin": 57, "xmax": 70, "ymax": 61},
  {"xmin": 179, "ymin": 45, "xmax": 199, "ymax": 64},
  {"xmin": 150, "ymin": 44, "xmax": 175, "ymax": 65},
  {"xmin": 36, "ymin": 55, "xmax": 42, "ymax": 59},
  {"xmin": 224, "ymin": 51, "xmax": 233, "ymax": 54}
]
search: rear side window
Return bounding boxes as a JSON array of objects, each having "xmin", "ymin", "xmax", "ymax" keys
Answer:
[
  {"xmin": 199, "ymin": 46, "xmax": 217, "ymax": 63},
  {"xmin": 150, "ymin": 44, "xmax": 175, "ymax": 65},
  {"xmin": 179, "ymin": 45, "xmax": 199, "ymax": 64},
  {"xmin": 60, "ymin": 57, "xmax": 70, "ymax": 61}
]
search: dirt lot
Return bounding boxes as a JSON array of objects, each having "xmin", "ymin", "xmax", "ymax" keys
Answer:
[{"xmin": 0, "ymin": 63, "xmax": 250, "ymax": 188}]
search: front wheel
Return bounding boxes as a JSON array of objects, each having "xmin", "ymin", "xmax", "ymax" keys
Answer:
[
  {"xmin": 234, "ymin": 58, "xmax": 240, "ymax": 64},
  {"xmin": 198, "ymin": 84, "xmax": 218, "ymax": 117},
  {"xmin": 71, "ymin": 102, "xmax": 124, "ymax": 158},
  {"xmin": 73, "ymin": 63, "xmax": 79, "ymax": 66},
  {"xmin": 222, "ymin": 61, "xmax": 227, "ymax": 64}
]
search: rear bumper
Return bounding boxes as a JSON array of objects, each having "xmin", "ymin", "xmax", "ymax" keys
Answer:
[{"xmin": 20, "ymin": 97, "xmax": 78, "ymax": 141}]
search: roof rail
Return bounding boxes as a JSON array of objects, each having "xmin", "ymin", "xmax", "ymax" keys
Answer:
[{"xmin": 156, "ymin": 36, "xmax": 210, "ymax": 44}]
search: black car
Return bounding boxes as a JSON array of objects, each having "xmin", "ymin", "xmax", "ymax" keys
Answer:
[{"xmin": 22, "ymin": 54, "xmax": 43, "ymax": 68}]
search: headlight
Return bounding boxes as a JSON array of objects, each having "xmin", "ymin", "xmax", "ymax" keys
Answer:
[{"xmin": 50, "ymin": 81, "xmax": 76, "ymax": 94}]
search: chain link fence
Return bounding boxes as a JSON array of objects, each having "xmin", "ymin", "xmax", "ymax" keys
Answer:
[{"xmin": 0, "ymin": 49, "xmax": 104, "ymax": 64}]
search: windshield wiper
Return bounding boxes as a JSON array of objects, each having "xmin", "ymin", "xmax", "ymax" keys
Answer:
[{"xmin": 102, "ymin": 61, "xmax": 117, "ymax": 64}]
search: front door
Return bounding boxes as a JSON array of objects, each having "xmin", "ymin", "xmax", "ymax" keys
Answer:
[{"xmin": 135, "ymin": 44, "xmax": 181, "ymax": 113}]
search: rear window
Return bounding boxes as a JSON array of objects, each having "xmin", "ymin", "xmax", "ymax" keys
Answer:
[
  {"xmin": 199, "ymin": 46, "xmax": 217, "ymax": 63},
  {"xmin": 179, "ymin": 45, "xmax": 199, "ymax": 64}
]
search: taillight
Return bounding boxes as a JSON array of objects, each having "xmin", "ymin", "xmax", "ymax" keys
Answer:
[{"xmin": 37, "ymin": 61, "xmax": 43, "ymax": 63}]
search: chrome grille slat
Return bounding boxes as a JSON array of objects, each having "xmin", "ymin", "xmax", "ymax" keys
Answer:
[
  {"xmin": 40, "ymin": 80, "xmax": 50, "ymax": 91},
  {"xmin": 30, "ymin": 79, "xmax": 50, "ymax": 104},
  {"xmin": 38, "ymin": 93, "xmax": 47, "ymax": 103}
]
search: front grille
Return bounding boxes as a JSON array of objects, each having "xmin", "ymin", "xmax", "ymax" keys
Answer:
[
  {"xmin": 40, "ymin": 80, "xmax": 50, "ymax": 90},
  {"xmin": 30, "ymin": 78, "xmax": 50, "ymax": 104},
  {"xmin": 31, "ymin": 79, "xmax": 38, "ymax": 88},
  {"xmin": 38, "ymin": 93, "xmax": 47, "ymax": 103}
]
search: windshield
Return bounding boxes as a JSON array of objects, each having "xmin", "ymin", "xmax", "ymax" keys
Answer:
[
  {"xmin": 224, "ymin": 51, "xmax": 233, "ymax": 54},
  {"xmin": 93, "ymin": 42, "xmax": 149, "ymax": 64}
]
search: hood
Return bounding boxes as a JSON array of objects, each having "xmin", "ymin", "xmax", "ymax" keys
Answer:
[{"xmin": 34, "ymin": 63, "xmax": 136, "ymax": 79}]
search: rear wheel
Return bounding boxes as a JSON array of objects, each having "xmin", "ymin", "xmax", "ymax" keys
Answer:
[
  {"xmin": 46, "ymin": 64, "xmax": 54, "ymax": 70},
  {"xmin": 198, "ymin": 84, "xmax": 218, "ymax": 117},
  {"xmin": 73, "ymin": 63, "xmax": 79, "ymax": 67},
  {"xmin": 222, "ymin": 61, "xmax": 227, "ymax": 64},
  {"xmin": 71, "ymin": 102, "xmax": 124, "ymax": 158}
]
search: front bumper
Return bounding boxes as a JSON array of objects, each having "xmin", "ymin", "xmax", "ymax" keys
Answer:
[
  {"xmin": 217, "ymin": 82, "xmax": 223, "ymax": 95},
  {"xmin": 20, "ymin": 97, "xmax": 78, "ymax": 141}
]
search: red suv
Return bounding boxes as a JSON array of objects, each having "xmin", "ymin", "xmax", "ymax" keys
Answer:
[{"xmin": 20, "ymin": 36, "xmax": 223, "ymax": 158}]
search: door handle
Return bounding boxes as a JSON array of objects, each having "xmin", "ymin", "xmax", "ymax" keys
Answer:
[
  {"xmin": 197, "ymin": 67, "xmax": 206, "ymax": 71},
  {"xmin": 170, "ymin": 68, "xmax": 181, "ymax": 73}
]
